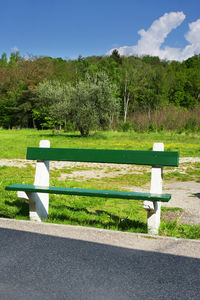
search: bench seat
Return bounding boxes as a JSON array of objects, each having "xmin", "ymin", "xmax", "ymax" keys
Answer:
[{"xmin": 6, "ymin": 184, "xmax": 171, "ymax": 202}]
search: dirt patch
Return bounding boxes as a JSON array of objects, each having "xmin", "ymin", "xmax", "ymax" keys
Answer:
[
  {"xmin": 125, "ymin": 181, "xmax": 200, "ymax": 225},
  {"xmin": 59, "ymin": 166, "xmax": 144, "ymax": 181},
  {"xmin": 164, "ymin": 181, "xmax": 200, "ymax": 225},
  {"xmin": 1, "ymin": 156, "xmax": 200, "ymax": 169},
  {"xmin": 162, "ymin": 210, "xmax": 200, "ymax": 225},
  {"xmin": 0, "ymin": 159, "xmax": 33, "ymax": 168}
]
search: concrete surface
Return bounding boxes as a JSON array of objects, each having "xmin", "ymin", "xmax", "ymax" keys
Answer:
[
  {"xmin": 0, "ymin": 218, "xmax": 200, "ymax": 258},
  {"xmin": 0, "ymin": 218, "xmax": 200, "ymax": 300}
]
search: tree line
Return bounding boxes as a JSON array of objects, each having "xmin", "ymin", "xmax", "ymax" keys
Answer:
[{"xmin": 0, "ymin": 50, "xmax": 200, "ymax": 135}]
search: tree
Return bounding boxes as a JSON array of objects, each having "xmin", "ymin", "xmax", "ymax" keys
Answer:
[
  {"xmin": 32, "ymin": 72, "xmax": 119, "ymax": 136},
  {"xmin": 110, "ymin": 49, "xmax": 122, "ymax": 64},
  {"xmin": 120, "ymin": 57, "xmax": 138, "ymax": 122},
  {"xmin": 71, "ymin": 72, "xmax": 119, "ymax": 136},
  {"xmin": 32, "ymin": 80, "xmax": 72, "ymax": 128},
  {"xmin": 0, "ymin": 53, "xmax": 8, "ymax": 67},
  {"xmin": 9, "ymin": 51, "xmax": 21, "ymax": 66},
  {"xmin": 1, "ymin": 50, "xmax": 200, "ymax": 130}
]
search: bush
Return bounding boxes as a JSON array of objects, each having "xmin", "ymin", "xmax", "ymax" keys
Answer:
[
  {"xmin": 118, "ymin": 121, "xmax": 133, "ymax": 132},
  {"xmin": 184, "ymin": 117, "xmax": 200, "ymax": 132},
  {"xmin": 64, "ymin": 120, "xmax": 74, "ymax": 132}
]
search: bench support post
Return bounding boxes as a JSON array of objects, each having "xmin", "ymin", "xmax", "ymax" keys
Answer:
[
  {"xmin": 18, "ymin": 140, "xmax": 50, "ymax": 222},
  {"xmin": 143, "ymin": 143, "xmax": 163, "ymax": 235}
]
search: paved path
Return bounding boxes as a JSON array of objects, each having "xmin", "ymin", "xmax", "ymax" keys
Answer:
[{"xmin": 0, "ymin": 218, "xmax": 200, "ymax": 300}]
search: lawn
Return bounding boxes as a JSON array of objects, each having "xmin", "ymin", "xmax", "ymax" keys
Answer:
[
  {"xmin": 0, "ymin": 129, "xmax": 200, "ymax": 239},
  {"xmin": 1, "ymin": 128, "xmax": 200, "ymax": 158}
]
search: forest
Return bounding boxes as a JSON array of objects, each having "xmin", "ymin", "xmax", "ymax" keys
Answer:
[{"xmin": 0, "ymin": 50, "xmax": 200, "ymax": 136}]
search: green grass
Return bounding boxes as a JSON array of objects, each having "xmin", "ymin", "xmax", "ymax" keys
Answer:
[
  {"xmin": 0, "ymin": 166, "xmax": 34, "ymax": 220},
  {"xmin": 1, "ymin": 129, "xmax": 200, "ymax": 158},
  {"xmin": 0, "ymin": 129, "xmax": 200, "ymax": 239},
  {"xmin": 164, "ymin": 162, "xmax": 200, "ymax": 182},
  {"xmin": 0, "ymin": 165, "xmax": 147, "ymax": 233},
  {"xmin": 159, "ymin": 222, "xmax": 200, "ymax": 239},
  {"xmin": 161, "ymin": 207, "xmax": 184, "ymax": 212},
  {"xmin": 1, "ymin": 164, "xmax": 200, "ymax": 239}
]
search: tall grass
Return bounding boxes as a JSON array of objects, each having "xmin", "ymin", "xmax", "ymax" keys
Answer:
[{"xmin": 125, "ymin": 106, "xmax": 200, "ymax": 132}]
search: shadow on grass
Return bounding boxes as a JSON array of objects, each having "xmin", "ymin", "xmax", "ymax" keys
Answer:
[
  {"xmin": 1, "ymin": 198, "xmax": 147, "ymax": 233},
  {"xmin": 38, "ymin": 134, "xmax": 82, "ymax": 138},
  {"xmin": 49, "ymin": 204, "xmax": 147, "ymax": 233},
  {"xmin": 35, "ymin": 131, "xmax": 106, "ymax": 139},
  {"xmin": 4, "ymin": 199, "xmax": 29, "ymax": 218}
]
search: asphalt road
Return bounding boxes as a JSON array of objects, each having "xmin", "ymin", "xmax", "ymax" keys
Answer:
[{"xmin": 0, "ymin": 226, "xmax": 200, "ymax": 300}]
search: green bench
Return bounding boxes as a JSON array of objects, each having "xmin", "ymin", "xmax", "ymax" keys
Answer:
[{"xmin": 5, "ymin": 140, "xmax": 179, "ymax": 234}]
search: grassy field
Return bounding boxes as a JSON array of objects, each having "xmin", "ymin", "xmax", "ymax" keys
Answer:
[
  {"xmin": 1, "ymin": 128, "xmax": 200, "ymax": 158},
  {"xmin": 0, "ymin": 129, "xmax": 200, "ymax": 239}
]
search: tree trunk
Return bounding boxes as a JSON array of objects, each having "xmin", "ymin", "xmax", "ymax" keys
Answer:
[
  {"xmin": 79, "ymin": 127, "xmax": 89, "ymax": 137},
  {"xmin": 123, "ymin": 83, "xmax": 130, "ymax": 123},
  {"xmin": 33, "ymin": 118, "xmax": 36, "ymax": 129}
]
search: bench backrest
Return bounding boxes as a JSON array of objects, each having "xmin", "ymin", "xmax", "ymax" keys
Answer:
[{"xmin": 26, "ymin": 147, "xmax": 179, "ymax": 167}]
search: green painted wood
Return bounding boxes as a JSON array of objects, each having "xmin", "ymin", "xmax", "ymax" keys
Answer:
[
  {"xmin": 26, "ymin": 147, "xmax": 179, "ymax": 166},
  {"xmin": 5, "ymin": 184, "xmax": 171, "ymax": 202}
]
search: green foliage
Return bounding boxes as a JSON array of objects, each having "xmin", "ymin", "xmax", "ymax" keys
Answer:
[
  {"xmin": 32, "ymin": 80, "xmax": 74, "ymax": 130},
  {"xmin": 41, "ymin": 116, "xmax": 63, "ymax": 131},
  {"xmin": 32, "ymin": 80, "xmax": 72, "ymax": 119},
  {"xmin": 110, "ymin": 49, "xmax": 122, "ymax": 64},
  {"xmin": 0, "ymin": 52, "xmax": 8, "ymax": 67},
  {"xmin": 0, "ymin": 52, "xmax": 200, "ymax": 130},
  {"xmin": 33, "ymin": 72, "xmax": 119, "ymax": 136},
  {"xmin": 184, "ymin": 116, "xmax": 200, "ymax": 131},
  {"xmin": 118, "ymin": 121, "xmax": 133, "ymax": 132},
  {"xmin": 64, "ymin": 120, "xmax": 74, "ymax": 132},
  {"xmin": 71, "ymin": 72, "xmax": 119, "ymax": 136}
]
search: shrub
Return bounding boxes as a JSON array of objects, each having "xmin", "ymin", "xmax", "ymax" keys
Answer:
[{"xmin": 118, "ymin": 121, "xmax": 133, "ymax": 132}]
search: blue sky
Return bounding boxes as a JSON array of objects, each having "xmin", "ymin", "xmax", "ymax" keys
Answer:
[{"xmin": 0, "ymin": 0, "xmax": 200, "ymax": 61}]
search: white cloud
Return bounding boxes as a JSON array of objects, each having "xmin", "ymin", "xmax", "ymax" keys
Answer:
[
  {"xmin": 108, "ymin": 12, "xmax": 200, "ymax": 61},
  {"xmin": 181, "ymin": 19, "xmax": 200, "ymax": 60},
  {"xmin": 11, "ymin": 46, "xmax": 19, "ymax": 52}
]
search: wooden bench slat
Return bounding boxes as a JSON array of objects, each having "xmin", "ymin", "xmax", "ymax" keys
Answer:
[
  {"xmin": 26, "ymin": 147, "xmax": 179, "ymax": 167},
  {"xmin": 5, "ymin": 184, "xmax": 171, "ymax": 202}
]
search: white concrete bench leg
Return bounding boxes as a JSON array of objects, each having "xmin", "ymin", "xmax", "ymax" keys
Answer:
[
  {"xmin": 17, "ymin": 140, "xmax": 50, "ymax": 222},
  {"xmin": 143, "ymin": 143, "xmax": 163, "ymax": 235}
]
